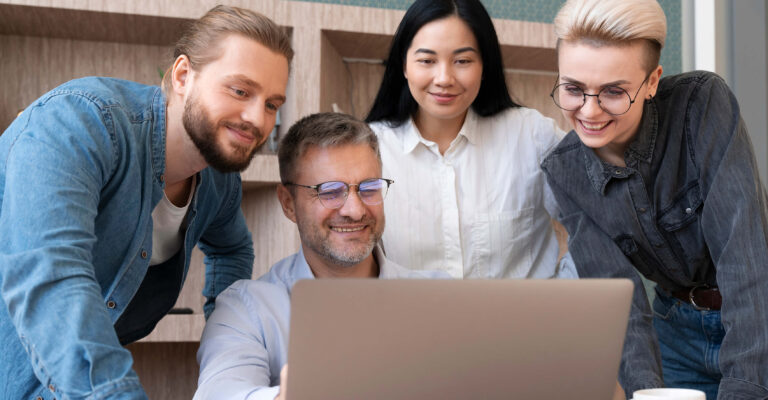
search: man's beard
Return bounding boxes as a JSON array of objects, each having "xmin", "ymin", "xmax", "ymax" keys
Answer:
[
  {"xmin": 299, "ymin": 216, "xmax": 383, "ymax": 268},
  {"xmin": 182, "ymin": 94, "xmax": 263, "ymax": 173}
]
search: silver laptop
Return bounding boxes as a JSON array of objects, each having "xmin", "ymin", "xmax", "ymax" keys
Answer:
[{"xmin": 286, "ymin": 279, "xmax": 633, "ymax": 400}]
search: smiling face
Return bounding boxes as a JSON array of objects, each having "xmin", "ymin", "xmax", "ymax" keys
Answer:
[
  {"xmin": 404, "ymin": 16, "xmax": 483, "ymax": 130},
  {"xmin": 182, "ymin": 34, "xmax": 289, "ymax": 172},
  {"xmin": 557, "ymin": 40, "xmax": 661, "ymax": 165},
  {"xmin": 280, "ymin": 143, "xmax": 385, "ymax": 275}
]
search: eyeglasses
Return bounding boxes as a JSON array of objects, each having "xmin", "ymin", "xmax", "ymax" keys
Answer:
[
  {"xmin": 549, "ymin": 74, "xmax": 650, "ymax": 116},
  {"xmin": 284, "ymin": 178, "xmax": 394, "ymax": 209}
]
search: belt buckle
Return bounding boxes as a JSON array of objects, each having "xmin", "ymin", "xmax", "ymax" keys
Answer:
[{"xmin": 688, "ymin": 284, "xmax": 711, "ymax": 311}]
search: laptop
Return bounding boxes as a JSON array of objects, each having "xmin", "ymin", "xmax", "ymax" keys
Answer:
[{"xmin": 286, "ymin": 279, "xmax": 633, "ymax": 400}]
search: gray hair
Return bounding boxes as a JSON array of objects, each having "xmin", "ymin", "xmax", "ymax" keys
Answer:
[{"xmin": 278, "ymin": 112, "xmax": 380, "ymax": 184}]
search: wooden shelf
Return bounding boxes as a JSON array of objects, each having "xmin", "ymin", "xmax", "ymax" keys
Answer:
[
  {"xmin": 241, "ymin": 154, "xmax": 281, "ymax": 189},
  {"xmin": 0, "ymin": 1, "xmax": 566, "ymax": 396},
  {"xmin": 139, "ymin": 314, "xmax": 205, "ymax": 343}
]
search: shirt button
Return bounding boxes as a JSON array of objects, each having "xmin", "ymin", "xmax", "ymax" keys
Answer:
[
  {"xmin": 654, "ymin": 243, "xmax": 663, "ymax": 248},
  {"xmin": 638, "ymin": 208, "xmax": 646, "ymax": 213},
  {"xmin": 36, "ymin": 397, "xmax": 42, "ymax": 400},
  {"xmin": 614, "ymin": 170, "xmax": 622, "ymax": 175},
  {"xmin": 107, "ymin": 300, "xmax": 116, "ymax": 309},
  {"xmin": 685, "ymin": 207, "xmax": 693, "ymax": 214},
  {"xmin": 141, "ymin": 250, "xmax": 148, "ymax": 259},
  {"xmin": 160, "ymin": 174, "xmax": 165, "ymax": 182},
  {"xmin": 49, "ymin": 384, "xmax": 55, "ymax": 392}
]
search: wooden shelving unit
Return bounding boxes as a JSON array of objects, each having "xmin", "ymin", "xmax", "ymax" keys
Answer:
[{"xmin": 0, "ymin": 0, "xmax": 567, "ymax": 397}]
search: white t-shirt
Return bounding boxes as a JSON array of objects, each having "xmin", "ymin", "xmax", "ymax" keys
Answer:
[
  {"xmin": 370, "ymin": 107, "xmax": 575, "ymax": 279},
  {"xmin": 150, "ymin": 175, "xmax": 196, "ymax": 265}
]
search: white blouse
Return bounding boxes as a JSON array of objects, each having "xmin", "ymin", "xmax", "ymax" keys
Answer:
[{"xmin": 370, "ymin": 107, "xmax": 575, "ymax": 279}]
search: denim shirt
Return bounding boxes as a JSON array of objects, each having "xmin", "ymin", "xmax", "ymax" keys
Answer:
[
  {"xmin": 0, "ymin": 77, "xmax": 254, "ymax": 399},
  {"xmin": 542, "ymin": 71, "xmax": 768, "ymax": 399}
]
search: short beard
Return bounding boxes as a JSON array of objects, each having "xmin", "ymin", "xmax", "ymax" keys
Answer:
[
  {"xmin": 299, "ymin": 217, "xmax": 382, "ymax": 268},
  {"xmin": 182, "ymin": 93, "xmax": 263, "ymax": 173}
]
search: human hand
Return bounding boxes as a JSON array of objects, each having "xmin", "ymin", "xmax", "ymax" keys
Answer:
[
  {"xmin": 612, "ymin": 381, "xmax": 626, "ymax": 400},
  {"xmin": 274, "ymin": 365, "xmax": 289, "ymax": 400}
]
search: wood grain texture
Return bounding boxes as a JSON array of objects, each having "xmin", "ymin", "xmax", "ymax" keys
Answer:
[
  {"xmin": 0, "ymin": 3, "xmax": 188, "ymax": 45},
  {"xmin": 138, "ymin": 314, "xmax": 206, "ymax": 343},
  {"xmin": 320, "ymin": 31, "xmax": 353, "ymax": 115},
  {"xmin": 0, "ymin": 34, "xmax": 171, "ymax": 130},
  {"xmin": 127, "ymin": 342, "xmax": 200, "ymax": 400},
  {"xmin": 505, "ymin": 70, "xmax": 569, "ymax": 131},
  {"xmin": 241, "ymin": 186, "xmax": 301, "ymax": 279}
]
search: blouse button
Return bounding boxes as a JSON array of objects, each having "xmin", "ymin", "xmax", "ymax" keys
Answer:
[{"xmin": 107, "ymin": 300, "xmax": 116, "ymax": 309}]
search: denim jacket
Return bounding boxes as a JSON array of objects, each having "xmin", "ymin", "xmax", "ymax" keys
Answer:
[
  {"xmin": 542, "ymin": 71, "xmax": 768, "ymax": 399},
  {"xmin": 0, "ymin": 77, "xmax": 254, "ymax": 400}
]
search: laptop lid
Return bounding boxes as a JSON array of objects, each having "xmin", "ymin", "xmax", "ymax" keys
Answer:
[{"xmin": 286, "ymin": 279, "xmax": 633, "ymax": 400}]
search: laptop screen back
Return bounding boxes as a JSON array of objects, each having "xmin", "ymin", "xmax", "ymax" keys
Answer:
[{"xmin": 287, "ymin": 279, "xmax": 632, "ymax": 400}]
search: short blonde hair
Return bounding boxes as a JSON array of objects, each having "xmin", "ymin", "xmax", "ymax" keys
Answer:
[
  {"xmin": 161, "ymin": 5, "xmax": 293, "ymax": 94},
  {"xmin": 554, "ymin": 0, "xmax": 666, "ymax": 72}
]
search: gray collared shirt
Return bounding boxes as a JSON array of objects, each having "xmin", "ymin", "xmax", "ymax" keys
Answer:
[{"xmin": 542, "ymin": 71, "xmax": 768, "ymax": 399}]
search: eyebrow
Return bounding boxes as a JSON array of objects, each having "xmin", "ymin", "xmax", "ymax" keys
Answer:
[
  {"xmin": 560, "ymin": 76, "xmax": 631, "ymax": 87},
  {"xmin": 226, "ymin": 74, "xmax": 286, "ymax": 103},
  {"xmin": 413, "ymin": 47, "xmax": 479, "ymax": 55}
]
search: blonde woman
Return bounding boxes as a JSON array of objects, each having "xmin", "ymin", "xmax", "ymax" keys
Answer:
[{"xmin": 542, "ymin": 0, "xmax": 768, "ymax": 398}]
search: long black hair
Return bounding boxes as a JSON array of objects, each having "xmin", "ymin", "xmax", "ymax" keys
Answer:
[{"xmin": 365, "ymin": 0, "xmax": 519, "ymax": 126}]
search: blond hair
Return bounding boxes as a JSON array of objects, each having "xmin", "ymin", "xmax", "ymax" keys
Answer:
[
  {"xmin": 161, "ymin": 5, "xmax": 293, "ymax": 93},
  {"xmin": 554, "ymin": 0, "xmax": 666, "ymax": 72}
]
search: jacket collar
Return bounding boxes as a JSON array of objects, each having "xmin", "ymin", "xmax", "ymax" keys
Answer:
[{"xmin": 583, "ymin": 99, "xmax": 658, "ymax": 194}]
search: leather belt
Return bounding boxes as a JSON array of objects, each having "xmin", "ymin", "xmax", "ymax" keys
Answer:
[{"xmin": 670, "ymin": 285, "xmax": 721, "ymax": 311}]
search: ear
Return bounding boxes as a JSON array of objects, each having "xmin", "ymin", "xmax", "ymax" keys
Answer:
[
  {"xmin": 171, "ymin": 55, "xmax": 193, "ymax": 97},
  {"xmin": 647, "ymin": 64, "xmax": 663, "ymax": 99},
  {"xmin": 277, "ymin": 184, "xmax": 298, "ymax": 224}
]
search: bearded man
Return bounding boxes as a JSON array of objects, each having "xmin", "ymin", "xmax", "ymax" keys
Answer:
[{"xmin": 0, "ymin": 5, "xmax": 291, "ymax": 399}]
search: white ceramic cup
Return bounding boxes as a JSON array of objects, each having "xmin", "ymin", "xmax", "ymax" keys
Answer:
[{"xmin": 633, "ymin": 388, "xmax": 706, "ymax": 400}]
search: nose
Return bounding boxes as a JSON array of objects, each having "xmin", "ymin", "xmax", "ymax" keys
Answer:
[
  {"xmin": 434, "ymin": 63, "xmax": 454, "ymax": 87},
  {"xmin": 241, "ymin": 101, "xmax": 272, "ymax": 145},
  {"xmin": 337, "ymin": 187, "xmax": 366, "ymax": 220},
  {"xmin": 579, "ymin": 94, "xmax": 603, "ymax": 118}
]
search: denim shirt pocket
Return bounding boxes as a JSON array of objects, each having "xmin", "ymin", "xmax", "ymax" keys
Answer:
[{"xmin": 656, "ymin": 183, "xmax": 706, "ymax": 266}]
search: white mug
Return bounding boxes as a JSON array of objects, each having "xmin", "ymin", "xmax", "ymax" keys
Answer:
[{"xmin": 633, "ymin": 388, "xmax": 706, "ymax": 400}]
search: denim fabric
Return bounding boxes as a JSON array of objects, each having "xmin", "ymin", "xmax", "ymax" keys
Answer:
[
  {"xmin": 542, "ymin": 71, "xmax": 768, "ymax": 399},
  {"xmin": 652, "ymin": 287, "xmax": 723, "ymax": 400},
  {"xmin": 0, "ymin": 77, "xmax": 254, "ymax": 399}
]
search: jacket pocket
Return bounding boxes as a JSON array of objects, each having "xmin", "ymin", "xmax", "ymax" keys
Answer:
[{"xmin": 657, "ymin": 183, "xmax": 707, "ymax": 266}]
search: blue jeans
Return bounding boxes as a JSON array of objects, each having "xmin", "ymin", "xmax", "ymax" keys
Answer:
[{"xmin": 652, "ymin": 287, "xmax": 724, "ymax": 400}]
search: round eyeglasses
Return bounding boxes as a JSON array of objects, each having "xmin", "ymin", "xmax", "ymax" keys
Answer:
[
  {"xmin": 549, "ymin": 74, "xmax": 650, "ymax": 116},
  {"xmin": 285, "ymin": 178, "xmax": 394, "ymax": 209}
]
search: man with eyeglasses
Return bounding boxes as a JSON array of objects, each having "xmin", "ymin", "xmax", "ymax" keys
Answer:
[{"xmin": 193, "ymin": 112, "xmax": 447, "ymax": 400}]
